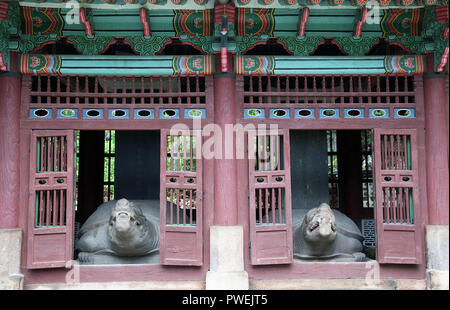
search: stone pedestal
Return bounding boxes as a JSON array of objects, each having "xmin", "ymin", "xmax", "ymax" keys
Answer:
[
  {"xmin": 206, "ymin": 226, "xmax": 249, "ymax": 290},
  {"xmin": 425, "ymin": 225, "xmax": 449, "ymax": 290},
  {"xmin": 0, "ymin": 229, "xmax": 24, "ymax": 290}
]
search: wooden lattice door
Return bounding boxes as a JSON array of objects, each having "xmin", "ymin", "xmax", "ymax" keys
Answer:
[
  {"xmin": 27, "ymin": 130, "xmax": 75, "ymax": 269},
  {"xmin": 160, "ymin": 129, "xmax": 203, "ymax": 265},
  {"xmin": 248, "ymin": 129, "xmax": 293, "ymax": 265},
  {"xmin": 373, "ymin": 129, "xmax": 422, "ymax": 264}
]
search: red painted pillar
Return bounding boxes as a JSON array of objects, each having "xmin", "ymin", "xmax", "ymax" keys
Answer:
[
  {"xmin": 424, "ymin": 56, "xmax": 449, "ymax": 225},
  {"xmin": 0, "ymin": 52, "xmax": 21, "ymax": 228},
  {"xmin": 213, "ymin": 54, "xmax": 238, "ymax": 225}
]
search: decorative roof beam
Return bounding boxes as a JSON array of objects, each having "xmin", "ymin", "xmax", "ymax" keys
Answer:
[
  {"xmin": 354, "ymin": 7, "xmax": 369, "ymax": 38},
  {"xmin": 0, "ymin": 1, "xmax": 11, "ymax": 71},
  {"xmin": 19, "ymin": 54, "xmax": 214, "ymax": 75},
  {"xmin": 139, "ymin": 7, "xmax": 151, "ymax": 39},
  {"xmin": 235, "ymin": 55, "xmax": 425, "ymax": 75},
  {"xmin": 220, "ymin": 15, "xmax": 228, "ymax": 72},
  {"xmin": 79, "ymin": 7, "xmax": 94, "ymax": 38},
  {"xmin": 297, "ymin": 7, "xmax": 309, "ymax": 38},
  {"xmin": 0, "ymin": 1, "xmax": 8, "ymax": 21}
]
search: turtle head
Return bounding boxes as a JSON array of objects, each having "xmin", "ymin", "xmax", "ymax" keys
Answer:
[
  {"xmin": 109, "ymin": 198, "xmax": 148, "ymax": 240},
  {"xmin": 303, "ymin": 203, "xmax": 337, "ymax": 243}
]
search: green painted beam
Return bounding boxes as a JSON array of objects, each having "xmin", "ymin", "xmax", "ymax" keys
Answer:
[
  {"xmin": 19, "ymin": 54, "xmax": 214, "ymax": 75},
  {"xmin": 235, "ymin": 55, "xmax": 425, "ymax": 75}
]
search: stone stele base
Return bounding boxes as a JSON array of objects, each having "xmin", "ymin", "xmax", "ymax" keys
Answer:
[
  {"xmin": 206, "ymin": 225, "xmax": 249, "ymax": 290},
  {"xmin": 0, "ymin": 228, "xmax": 24, "ymax": 290},
  {"xmin": 425, "ymin": 225, "xmax": 449, "ymax": 290}
]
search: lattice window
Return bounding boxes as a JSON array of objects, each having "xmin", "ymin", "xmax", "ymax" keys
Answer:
[
  {"xmin": 361, "ymin": 130, "xmax": 374, "ymax": 209},
  {"xmin": 160, "ymin": 130, "xmax": 203, "ymax": 265},
  {"xmin": 29, "ymin": 76, "xmax": 206, "ymax": 105},
  {"xmin": 243, "ymin": 75, "xmax": 415, "ymax": 105},
  {"xmin": 327, "ymin": 130, "xmax": 339, "ymax": 209},
  {"xmin": 164, "ymin": 134, "xmax": 199, "ymax": 226},
  {"xmin": 103, "ymin": 130, "xmax": 115, "ymax": 202},
  {"xmin": 379, "ymin": 133, "xmax": 414, "ymax": 224},
  {"xmin": 24, "ymin": 75, "xmax": 210, "ymax": 121}
]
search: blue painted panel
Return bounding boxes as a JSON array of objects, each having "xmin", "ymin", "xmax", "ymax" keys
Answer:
[
  {"xmin": 57, "ymin": 108, "xmax": 78, "ymax": 119},
  {"xmin": 244, "ymin": 108, "xmax": 265, "ymax": 119},
  {"xmin": 108, "ymin": 109, "xmax": 130, "ymax": 119},
  {"xmin": 294, "ymin": 108, "xmax": 315, "ymax": 119},
  {"xmin": 29, "ymin": 108, "xmax": 52, "ymax": 119},
  {"xmin": 369, "ymin": 108, "xmax": 389, "ymax": 118},
  {"xmin": 394, "ymin": 108, "xmax": 415, "ymax": 118},
  {"xmin": 82, "ymin": 109, "xmax": 104, "ymax": 119},
  {"xmin": 184, "ymin": 108, "xmax": 206, "ymax": 119},
  {"xmin": 134, "ymin": 109, "xmax": 155, "ymax": 119},
  {"xmin": 344, "ymin": 108, "xmax": 364, "ymax": 118},
  {"xmin": 319, "ymin": 109, "xmax": 340, "ymax": 119},
  {"xmin": 269, "ymin": 108, "xmax": 290, "ymax": 119},
  {"xmin": 159, "ymin": 108, "xmax": 180, "ymax": 119}
]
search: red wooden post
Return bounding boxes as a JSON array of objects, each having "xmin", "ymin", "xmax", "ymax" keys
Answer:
[
  {"xmin": 424, "ymin": 56, "xmax": 449, "ymax": 225},
  {"xmin": 0, "ymin": 52, "xmax": 21, "ymax": 229},
  {"xmin": 213, "ymin": 54, "xmax": 238, "ymax": 225}
]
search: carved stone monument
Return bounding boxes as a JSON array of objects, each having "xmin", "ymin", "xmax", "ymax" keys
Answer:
[
  {"xmin": 77, "ymin": 198, "xmax": 160, "ymax": 264},
  {"xmin": 293, "ymin": 203, "xmax": 367, "ymax": 262}
]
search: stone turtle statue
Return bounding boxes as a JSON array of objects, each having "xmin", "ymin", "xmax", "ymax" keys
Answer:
[
  {"xmin": 293, "ymin": 203, "xmax": 366, "ymax": 262},
  {"xmin": 77, "ymin": 198, "xmax": 160, "ymax": 264}
]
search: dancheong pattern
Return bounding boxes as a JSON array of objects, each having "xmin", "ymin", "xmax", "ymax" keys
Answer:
[
  {"xmin": 381, "ymin": 9, "xmax": 423, "ymax": 37},
  {"xmin": 236, "ymin": 56, "xmax": 275, "ymax": 75},
  {"xmin": 384, "ymin": 55, "xmax": 424, "ymax": 74},
  {"xmin": 172, "ymin": 55, "xmax": 213, "ymax": 75},
  {"xmin": 20, "ymin": 54, "xmax": 62, "ymax": 74},
  {"xmin": 173, "ymin": 10, "xmax": 212, "ymax": 37},
  {"xmin": 237, "ymin": 8, "xmax": 275, "ymax": 37},
  {"xmin": 22, "ymin": 6, "xmax": 64, "ymax": 35}
]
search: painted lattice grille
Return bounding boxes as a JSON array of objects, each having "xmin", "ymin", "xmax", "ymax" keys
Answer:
[
  {"xmin": 34, "ymin": 190, "xmax": 67, "ymax": 228},
  {"xmin": 373, "ymin": 129, "xmax": 421, "ymax": 264},
  {"xmin": 241, "ymin": 75, "xmax": 418, "ymax": 120},
  {"xmin": 29, "ymin": 76, "xmax": 206, "ymax": 105},
  {"xmin": 33, "ymin": 135, "xmax": 70, "ymax": 228},
  {"xmin": 244, "ymin": 75, "xmax": 415, "ymax": 104},
  {"xmin": 160, "ymin": 130, "xmax": 203, "ymax": 265},
  {"xmin": 379, "ymin": 134, "xmax": 414, "ymax": 224},
  {"xmin": 248, "ymin": 129, "xmax": 293, "ymax": 265},
  {"xmin": 36, "ymin": 136, "xmax": 68, "ymax": 173},
  {"xmin": 27, "ymin": 130, "xmax": 75, "ymax": 269},
  {"xmin": 164, "ymin": 134, "xmax": 198, "ymax": 226},
  {"xmin": 251, "ymin": 134, "xmax": 286, "ymax": 225},
  {"xmin": 24, "ymin": 75, "xmax": 211, "ymax": 121}
]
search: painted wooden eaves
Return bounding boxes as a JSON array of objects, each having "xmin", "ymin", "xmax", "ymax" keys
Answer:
[{"xmin": 18, "ymin": 0, "xmax": 448, "ymax": 9}]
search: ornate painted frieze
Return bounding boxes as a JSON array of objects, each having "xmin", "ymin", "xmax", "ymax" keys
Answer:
[
  {"xmin": 19, "ymin": 54, "xmax": 214, "ymax": 75},
  {"xmin": 235, "ymin": 55, "xmax": 275, "ymax": 74},
  {"xmin": 172, "ymin": 55, "xmax": 213, "ymax": 74},
  {"xmin": 235, "ymin": 55, "xmax": 425, "ymax": 75},
  {"xmin": 380, "ymin": 8, "xmax": 423, "ymax": 37},
  {"xmin": 22, "ymin": 6, "xmax": 65, "ymax": 35},
  {"xmin": 125, "ymin": 35, "xmax": 172, "ymax": 55},
  {"xmin": 174, "ymin": 9, "xmax": 212, "ymax": 36},
  {"xmin": 20, "ymin": 54, "xmax": 62, "ymax": 74},
  {"xmin": 236, "ymin": 8, "xmax": 274, "ymax": 36},
  {"xmin": 384, "ymin": 55, "xmax": 424, "ymax": 73}
]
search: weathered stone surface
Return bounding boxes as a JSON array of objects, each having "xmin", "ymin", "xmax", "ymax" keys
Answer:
[
  {"xmin": 0, "ymin": 275, "xmax": 24, "ymax": 290},
  {"xmin": 250, "ymin": 279, "xmax": 427, "ymax": 290},
  {"xmin": 426, "ymin": 270, "xmax": 449, "ymax": 290},
  {"xmin": 206, "ymin": 271, "xmax": 249, "ymax": 290},
  {"xmin": 206, "ymin": 225, "xmax": 249, "ymax": 290},
  {"xmin": 396, "ymin": 279, "xmax": 427, "ymax": 290},
  {"xmin": 425, "ymin": 225, "xmax": 449, "ymax": 271},
  {"xmin": 0, "ymin": 228, "xmax": 23, "ymax": 290},
  {"xmin": 25, "ymin": 281, "xmax": 205, "ymax": 290},
  {"xmin": 209, "ymin": 226, "xmax": 245, "ymax": 273}
]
